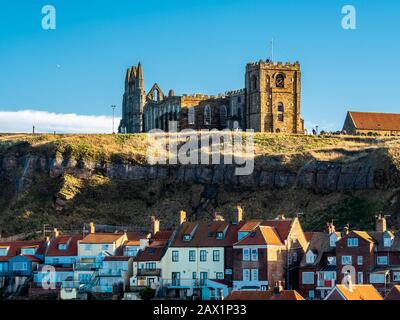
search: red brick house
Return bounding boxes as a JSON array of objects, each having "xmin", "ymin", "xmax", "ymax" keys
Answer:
[
  {"xmin": 298, "ymin": 225, "xmax": 339, "ymax": 300},
  {"xmin": 232, "ymin": 215, "xmax": 308, "ymax": 291}
]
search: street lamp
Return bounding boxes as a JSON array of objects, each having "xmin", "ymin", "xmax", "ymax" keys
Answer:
[{"xmin": 111, "ymin": 105, "xmax": 116, "ymax": 134}]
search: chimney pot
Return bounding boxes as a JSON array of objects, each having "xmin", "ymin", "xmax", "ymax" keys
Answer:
[
  {"xmin": 273, "ymin": 281, "xmax": 284, "ymax": 295},
  {"xmin": 376, "ymin": 214, "xmax": 387, "ymax": 232},
  {"xmin": 151, "ymin": 216, "xmax": 160, "ymax": 235},
  {"xmin": 89, "ymin": 222, "xmax": 95, "ymax": 234},
  {"xmin": 180, "ymin": 210, "xmax": 187, "ymax": 224},
  {"xmin": 53, "ymin": 228, "xmax": 60, "ymax": 238},
  {"xmin": 214, "ymin": 213, "xmax": 224, "ymax": 221},
  {"xmin": 234, "ymin": 204, "xmax": 243, "ymax": 224}
]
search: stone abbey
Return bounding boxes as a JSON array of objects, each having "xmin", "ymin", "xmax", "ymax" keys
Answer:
[{"xmin": 118, "ymin": 59, "xmax": 304, "ymax": 133}]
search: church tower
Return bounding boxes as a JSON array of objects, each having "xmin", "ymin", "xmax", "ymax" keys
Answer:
[
  {"xmin": 245, "ymin": 60, "xmax": 303, "ymax": 133},
  {"xmin": 119, "ymin": 62, "xmax": 146, "ymax": 133}
]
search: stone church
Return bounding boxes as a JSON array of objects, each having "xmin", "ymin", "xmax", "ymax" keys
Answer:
[{"xmin": 118, "ymin": 59, "xmax": 304, "ymax": 134}]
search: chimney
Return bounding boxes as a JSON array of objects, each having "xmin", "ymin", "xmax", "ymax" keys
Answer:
[
  {"xmin": 234, "ymin": 204, "xmax": 243, "ymax": 224},
  {"xmin": 52, "ymin": 228, "xmax": 60, "ymax": 238},
  {"xmin": 214, "ymin": 212, "xmax": 225, "ymax": 221},
  {"xmin": 273, "ymin": 281, "xmax": 284, "ymax": 295},
  {"xmin": 89, "ymin": 222, "xmax": 95, "ymax": 234},
  {"xmin": 151, "ymin": 216, "xmax": 160, "ymax": 235},
  {"xmin": 341, "ymin": 224, "xmax": 349, "ymax": 237},
  {"xmin": 344, "ymin": 272, "xmax": 353, "ymax": 292},
  {"xmin": 180, "ymin": 210, "xmax": 187, "ymax": 225},
  {"xmin": 276, "ymin": 214, "xmax": 286, "ymax": 220},
  {"xmin": 376, "ymin": 214, "xmax": 387, "ymax": 232},
  {"xmin": 326, "ymin": 222, "xmax": 336, "ymax": 234}
]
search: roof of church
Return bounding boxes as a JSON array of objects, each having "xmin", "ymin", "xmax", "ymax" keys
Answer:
[{"xmin": 348, "ymin": 111, "xmax": 400, "ymax": 131}]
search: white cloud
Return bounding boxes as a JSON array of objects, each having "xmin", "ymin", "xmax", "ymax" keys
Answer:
[{"xmin": 0, "ymin": 110, "xmax": 121, "ymax": 134}]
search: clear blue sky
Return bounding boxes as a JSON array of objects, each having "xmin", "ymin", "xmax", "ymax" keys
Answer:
[{"xmin": 1, "ymin": 0, "xmax": 399, "ymax": 132}]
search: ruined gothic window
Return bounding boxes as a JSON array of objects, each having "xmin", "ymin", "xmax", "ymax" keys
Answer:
[
  {"xmin": 251, "ymin": 75, "xmax": 257, "ymax": 91},
  {"xmin": 204, "ymin": 105, "xmax": 211, "ymax": 125},
  {"xmin": 188, "ymin": 107, "xmax": 195, "ymax": 125},
  {"xmin": 276, "ymin": 74, "xmax": 285, "ymax": 88},
  {"xmin": 277, "ymin": 103, "xmax": 284, "ymax": 121},
  {"xmin": 219, "ymin": 105, "xmax": 227, "ymax": 128}
]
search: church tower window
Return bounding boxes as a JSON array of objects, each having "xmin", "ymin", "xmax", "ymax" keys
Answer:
[
  {"xmin": 277, "ymin": 103, "xmax": 284, "ymax": 121},
  {"xmin": 204, "ymin": 105, "xmax": 211, "ymax": 125}
]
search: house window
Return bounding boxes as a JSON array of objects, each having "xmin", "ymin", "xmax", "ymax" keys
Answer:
[
  {"xmin": 200, "ymin": 250, "xmax": 207, "ymax": 262},
  {"xmin": 200, "ymin": 272, "xmax": 208, "ymax": 286},
  {"xmin": 172, "ymin": 251, "xmax": 179, "ymax": 262},
  {"xmin": 251, "ymin": 248, "xmax": 258, "ymax": 261},
  {"xmin": 146, "ymin": 262, "xmax": 156, "ymax": 270},
  {"xmin": 302, "ymin": 272, "xmax": 315, "ymax": 285},
  {"xmin": 204, "ymin": 105, "xmax": 211, "ymax": 125},
  {"xmin": 243, "ymin": 248, "xmax": 250, "ymax": 261},
  {"xmin": 172, "ymin": 272, "xmax": 181, "ymax": 286},
  {"xmin": 384, "ymin": 236, "xmax": 392, "ymax": 247},
  {"xmin": 13, "ymin": 262, "xmax": 28, "ymax": 271},
  {"xmin": 58, "ymin": 244, "xmax": 68, "ymax": 250},
  {"xmin": 251, "ymin": 269, "xmax": 259, "ymax": 281},
  {"xmin": 183, "ymin": 235, "xmax": 191, "ymax": 241},
  {"xmin": 192, "ymin": 272, "xmax": 197, "ymax": 280},
  {"xmin": 216, "ymin": 272, "xmax": 224, "ymax": 280},
  {"xmin": 21, "ymin": 248, "xmax": 36, "ymax": 255},
  {"xmin": 243, "ymin": 269, "xmax": 250, "ymax": 281},
  {"xmin": 188, "ymin": 107, "xmax": 195, "ymax": 125},
  {"xmin": 357, "ymin": 256, "xmax": 363, "ymax": 265},
  {"xmin": 53, "ymin": 258, "xmax": 60, "ymax": 265},
  {"xmin": 78, "ymin": 273, "xmax": 91, "ymax": 284},
  {"xmin": 357, "ymin": 272, "xmax": 364, "ymax": 284},
  {"xmin": 213, "ymin": 250, "xmax": 220, "ymax": 262},
  {"xmin": 308, "ymin": 290, "xmax": 315, "ymax": 299},
  {"xmin": 216, "ymin": 232, "xmax": 224, "ymax": 240},
  {"xmin": 84, "ymin": 244, "xmax": 92, "ymax": 251},
  {"xmin": 377, "ymin": 256, "xmax": 388, "ymax": 265},
  {"xmin": 393, "ymin": 272, "xmax": 400, "ymax": 281},
  {"xmin": 369, "ymin": 273, "xmax": 385, "ymax": 284},
  {"xmin": 306, "ymin": 251, "xmax": 316, "ymax": 264},
  {"xmin": 341, "ymin": 256, "xmax": 352, "ymax": 265},
  {"xmin": 0, "ymin": 248, "xmax": 9, "ymax": 256},
  {"xmin": 327, "ymin": 256, "xmax": 336, "ymax": 265},
  {"xmin": 189, "ymin": 250, "xmax": 196, "ymax": 262},
  {"xmin": 347, "ymin": 238, "xmax": 359, "ymax": 247}
]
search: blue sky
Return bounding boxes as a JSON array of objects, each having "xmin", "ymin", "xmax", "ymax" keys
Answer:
[{"xmin": 0, "ymin": 0, "xmax": 399, "ymax": 132}]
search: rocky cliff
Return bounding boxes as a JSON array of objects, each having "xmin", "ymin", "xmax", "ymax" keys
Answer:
[{"xmin": 1, "ymin": 133, "xmax": 400, "ymax": 236}]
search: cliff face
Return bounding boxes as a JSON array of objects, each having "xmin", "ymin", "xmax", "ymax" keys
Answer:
[{"xmin": 1, "ymin": 134, "xmax": 400, "ymax": 236}]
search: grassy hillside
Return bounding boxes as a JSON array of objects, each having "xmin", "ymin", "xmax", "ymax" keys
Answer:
[{"xmin": 1, "ymin": 133, "xmax": 400, "ymax": 237}]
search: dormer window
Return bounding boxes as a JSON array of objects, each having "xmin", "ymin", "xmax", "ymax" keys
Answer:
[
  {"xmin": 0, "ymin": 247, "xmax": 9, "ymax": 256},
  {"xmin": 216, "ymin": 232, "xmax": 224, "ymax": 240},
  {"xmin": 58, "ymin": 243, "xmax": 68, "ymax": 250},
  {"xmin": 383, "ymin": 234, "xmax": 393, "ymax": 247},
  {"xmin": 306, "ymin": 251, "xmax": 316, "ymax": 264},
  {"xmin": 327, "ymin": 256, "xmax": 336, "ymax": 266},
  {"xmin": 183, "ymin": 234, "xmax": 191, "ymax": 241},
  {"xmin": 21, "ymin": 247, "xmax": 37, "ymax": 255},
  {"xmin": 347, "ymin": 238, "xmax": 359, "ymax": 247}
]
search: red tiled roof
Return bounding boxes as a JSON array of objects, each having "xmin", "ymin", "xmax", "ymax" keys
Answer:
[
  {"xmin": 125, "ymin": 232, "xmax": 149, "ymax": 246},
  {"xmin": 261, "ymin": 219, "xmax": 293, "ymax": 242},
  {"xmin": 348, "ymin": 111, "xmax": 400, "ymax": 131},
  {"xmin": 80, "ymin": 233, "xmax": 125, "ymax": 244},
  {"xmin": 235, "ymin": 226, "xmax": 284, "ymax": 246},
  {"xmin": 135, "ymin": 246, "xmax": 165, "ymax": 262},
  {"xmin": 153, "ymin": 230, "xmax": 173, "ymax": 241},
  {"xmin": 226, "ymin": 290, "xmax": 304, "ymax": 301},
  {"xmin": 0, "ymin": 240, "xmax": 47, "ymax": 262},
  {"xmin": 239, "ymin": 221, "xmax": 260, "ymax": 232},
  {"xmin": 46, "ymin": 235, "xmax": 83, "ymax": 257},
  {"xmin": 19, "ymin": 255, "xmax": 41, "ymax": 262},
  {"xmin": 170, "ymin": 221, "xmax": 245, "ymax": 247}
]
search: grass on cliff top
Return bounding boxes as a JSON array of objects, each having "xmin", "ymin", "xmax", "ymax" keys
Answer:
[{"xmin": 1, "ymin": 133, "xmax": 400, "ymax": 165}]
